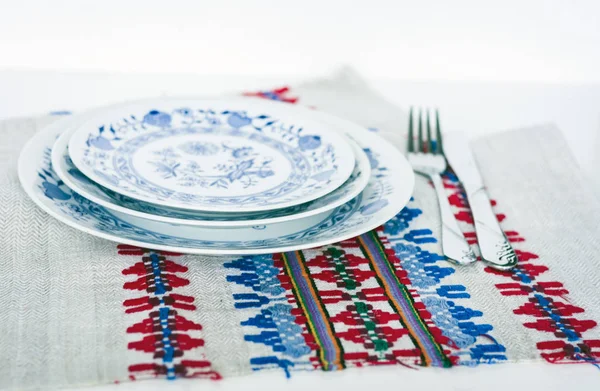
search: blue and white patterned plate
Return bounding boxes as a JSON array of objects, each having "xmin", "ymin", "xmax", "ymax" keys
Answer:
[
  {"xmin": 67, "ymin": 98, "xmax": 356, "ymax": 212},
  {"xmin": 52, "ymin": 115, "xmax": 371, "ymax": 227},
  {"xmin": 19, "ymin": 112, "xmax": 414, "ymax": 255}
]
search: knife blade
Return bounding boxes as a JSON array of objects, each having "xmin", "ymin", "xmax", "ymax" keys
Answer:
[{"xmin": 443, "ymin": 132, "xmax": 518, "ymax": 270}]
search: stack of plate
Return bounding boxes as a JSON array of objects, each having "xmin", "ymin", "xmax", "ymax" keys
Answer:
[{"xmin": 18, "ymin": 97, "xmax": 415, "ymax": 255}]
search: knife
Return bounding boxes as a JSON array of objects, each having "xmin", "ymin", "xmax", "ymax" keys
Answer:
[{"xmin": 443, "ymin": 133, "xmax": 518, "ymax": 270}]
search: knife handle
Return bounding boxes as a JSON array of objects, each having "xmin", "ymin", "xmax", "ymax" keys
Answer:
[
  {"xmin": 468, "ymin": 188, "xmax": 518, "ymax": 270},
  {"xmin": 430, "ymin": 173, "xmax": 476, "ymax": 265}
]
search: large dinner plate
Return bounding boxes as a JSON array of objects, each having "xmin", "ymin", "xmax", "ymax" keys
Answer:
[
  {"xmin": 19, "ymin": 112, "xmax": 414, "ymax": 255},
  {"xmin": 67, "ymin": 98, "xmax": 356, "ymax": 212},
  {"xmin": 52, "ymin": 116, "xmax": 371, "ymax": 227}
]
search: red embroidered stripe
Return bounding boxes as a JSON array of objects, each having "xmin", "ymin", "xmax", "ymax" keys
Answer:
[{"xmin": 119, "ymin": 244, "xmax": 221, "ymax": 380}]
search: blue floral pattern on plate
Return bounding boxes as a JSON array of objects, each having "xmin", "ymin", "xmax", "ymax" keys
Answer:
[
  {"xmin": 178, "ymin": 141, "xmax": 219, "ymax": 156},
  {"xmin": 68, "ymin": 99, "xmax": 356, "ymax": 212},
  {"xmin": 148, "ymin": 141, "xmax": 275, "ymax": 189}
]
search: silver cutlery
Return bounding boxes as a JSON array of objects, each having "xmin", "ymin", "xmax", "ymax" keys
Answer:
[
  {"xmin": 444, "ymin": 132, "xmax": 518, "ymax": 270},
  {"xmin": 407, "ymin": 108, "xmax": 476, "ymax": 265}
]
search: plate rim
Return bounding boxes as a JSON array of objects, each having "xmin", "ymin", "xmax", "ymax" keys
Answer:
[{"xmin": 67, "ymin": 97, "xmax": 356, "ymax": 212}]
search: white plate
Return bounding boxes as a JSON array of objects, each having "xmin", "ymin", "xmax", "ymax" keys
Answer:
[
  {"xmin": 19, "ymin": 114, "xmax": 414, "ymax": 255},
  {"xmin": 68, "ymin": 98, "xmax": 355, "ymax": 212},
  {"xmin": 52, "ymin": 115, "xmax": 370, "ymax": 227}
]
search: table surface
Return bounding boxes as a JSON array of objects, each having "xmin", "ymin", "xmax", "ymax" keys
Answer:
[{"xmin": 2, "ymin": 69, "xmax": 600, "ymax": 390}]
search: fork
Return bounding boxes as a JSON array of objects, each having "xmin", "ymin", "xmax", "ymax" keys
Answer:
[{"xmin": 407, "ymin": 108, "xmax": 476, "ymax": 265}]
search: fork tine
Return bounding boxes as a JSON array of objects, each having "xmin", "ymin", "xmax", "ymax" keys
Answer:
[
  {"xmin": 417, "ymin": 108, "xmax": 424, "ymax": 152},
  {"xmin": 407, "ymin": 107, "xmax": 414, "ymax": 152},
  {"xmin": 426, "ymin": 109, "xmax": 433, "ymax": 153},
  {"xmin": 435, "ymin": 109, "xmax": 443, "ymax": 154}
]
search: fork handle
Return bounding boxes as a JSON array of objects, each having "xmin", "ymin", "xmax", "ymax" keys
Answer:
[{"xmin": 429, "ymin": 173, "xmax": 476, "ymax": 265}]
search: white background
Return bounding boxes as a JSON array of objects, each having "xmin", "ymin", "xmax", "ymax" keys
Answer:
[
  {"xmin": 1, "ymin": 0, "xmax": 600, "ymax": 82},
  {"xmin": 1, "ymin": 1, "xmax": 600, "ymax": 389}
]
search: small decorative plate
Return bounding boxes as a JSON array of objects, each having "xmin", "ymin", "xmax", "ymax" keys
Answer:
[
  {"xmin": 52, "ymin": 115, "xmax": 371, "ymax": 227},
  {"xmin": 67, "ymin": 98, "xmax": 355, "ymax": 212},
  {"xmin": 20, "ymin": 113, "xmax": 414, "ymax": 255}
]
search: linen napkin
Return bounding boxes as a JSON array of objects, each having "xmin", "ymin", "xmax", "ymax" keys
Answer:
[{"xmin": 1, "ymin": 69, "xmax": 600, "ymax": 391}]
